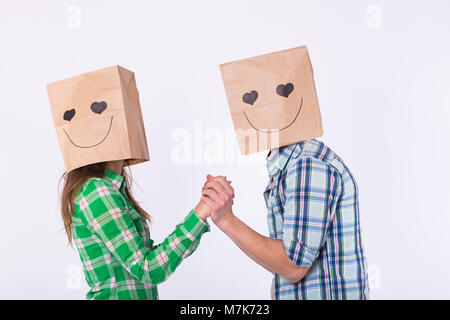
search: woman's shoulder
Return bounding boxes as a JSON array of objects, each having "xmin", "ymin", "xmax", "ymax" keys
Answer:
[{"xmin": 74, "ymin": 176, "xmax": 117, "ymax": 203}]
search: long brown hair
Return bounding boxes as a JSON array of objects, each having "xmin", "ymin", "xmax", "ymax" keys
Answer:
[{"xmin": 58, "ymin": 161, "xmax": 150, "ymax": 245}]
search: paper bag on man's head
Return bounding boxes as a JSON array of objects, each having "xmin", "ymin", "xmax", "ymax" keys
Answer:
[
  {"xmin": 220, "ymin": 46, "xmax": 323, "ymax": 155},
  {"xmin": 47, "ymin": 65, "xmax": 149, "ymax": 173}
]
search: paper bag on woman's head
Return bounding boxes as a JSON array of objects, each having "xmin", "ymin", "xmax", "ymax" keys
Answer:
[
  {"xmin": 47, "ymin": 65, "xmax": 150, "ymax": 173},
  {"xmin": 220, "ymin": 46, "xmax": 323, "ymax": 155}
]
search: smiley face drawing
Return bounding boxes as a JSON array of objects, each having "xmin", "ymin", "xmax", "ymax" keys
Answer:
[
  {"xmin": 220, "ymin": 46, "xmax": 323, "ymax": 155},
  {"xmin": 241, "ymin": 82, "xmax": 303, "ymax": 133},
  {"xmin": 47, "ymin": 65, "xmax": 150, "ymax": 173},
  {"xmin": 62, "ymin": 101, "xmax": 113, "ymax": 148}
]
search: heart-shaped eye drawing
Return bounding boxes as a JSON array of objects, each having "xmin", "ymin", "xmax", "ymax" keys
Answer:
[
  {"xmin": 242, "ymin": 90, "xmax": 258, "ymax": 105},
  {"xmin": 63, "ymin": 108, "xmax": 76, "ymax": 121},
  {"xmin": 276, "ymin": 83, "xmax": 294, "ymax": 98},
  {"xmin": 91, "ymin": 101, "xmax": 107, "ymax": 114}
]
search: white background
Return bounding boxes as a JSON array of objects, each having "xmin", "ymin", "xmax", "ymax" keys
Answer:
[{"xmin": 0, "ymin": 0, "xmax": 449, "ymax": 299}]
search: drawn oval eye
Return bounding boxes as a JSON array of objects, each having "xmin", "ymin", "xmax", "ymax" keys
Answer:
[
  {"xmin": 63, "ymin": 108, "xmax": 76, "ymax": 121},
  {"xmin": 90, "ymin": 101, "xmax": 107, "ymax": 114},
  {"xmin": 242, "ymin": 90, "xmax": 258, "ymax": 105},
  {"xmin": 276, "ymin": 83, "xmax": 294, "ymax": 98}
]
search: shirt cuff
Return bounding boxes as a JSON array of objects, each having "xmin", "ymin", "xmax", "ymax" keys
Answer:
[
  {"xmin": 180, "ymin": 209, "xmax": 211, "ymax": 240},
  {"xmin": 283, "ymin": 238, "xmax": 316, "ymax": 267}
]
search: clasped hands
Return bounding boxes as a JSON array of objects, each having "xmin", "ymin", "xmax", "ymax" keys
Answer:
[{"xmin": 195, "ymin": 174, "xmax": 235, "ymax": 229}]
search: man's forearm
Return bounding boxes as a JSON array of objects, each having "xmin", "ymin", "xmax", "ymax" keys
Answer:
[{"xmin": 218, "ymin": 213, "xmax": 308, "ymax": 283}]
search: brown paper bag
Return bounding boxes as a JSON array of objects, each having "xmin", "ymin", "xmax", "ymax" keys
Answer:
[
  {"xmin": 220, "ymin": 45, "xmax": 323, "ymax": 155},
  {"xmin": 47, "ymin": 65, "xmax": 149, "ymax": 173}
]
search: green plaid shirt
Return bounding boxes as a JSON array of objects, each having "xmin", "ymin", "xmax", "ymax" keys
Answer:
[{"xmin": 72, "ymin": 168, "xmax": 210, "ymax": 300}]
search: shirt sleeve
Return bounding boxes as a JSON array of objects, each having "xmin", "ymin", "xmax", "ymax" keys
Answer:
[
  {"xmin": 76, "ymin": 178, "xmax": 210, "ymax": 285},
  {"xmin": 282, "ymin": 157, "xmax": 342, "ymax": 268}
]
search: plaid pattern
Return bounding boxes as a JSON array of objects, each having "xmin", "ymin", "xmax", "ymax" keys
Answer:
[
  {"xmin": 264, "ymin": 139, "xmax": 369, "ymax": 300},
  {"xmin": 72, "ymin": 168, "xmax": 210, "ymax": 300}
]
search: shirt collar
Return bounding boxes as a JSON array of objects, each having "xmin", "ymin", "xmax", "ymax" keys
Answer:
[
  {"xmin": 266, "ymin": 142, "xmax": 303, "ymax": 177},
  {"xmin": 104, "ymin": 168, "xmax": 126, "ymax": 192}
]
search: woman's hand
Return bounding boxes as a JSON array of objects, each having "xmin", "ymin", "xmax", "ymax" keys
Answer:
[{"xmin": 201, "ymin": 175, "xmax": 235, "ymax": 230}]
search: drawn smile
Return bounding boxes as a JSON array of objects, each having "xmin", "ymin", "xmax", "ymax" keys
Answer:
[
  {"xmin": 63, "ymin": 116, "xmax": 113, "ymax": 148},
  {"xmin": 243, "ymin": 98, "xmax": 303, "ymax": 133}
]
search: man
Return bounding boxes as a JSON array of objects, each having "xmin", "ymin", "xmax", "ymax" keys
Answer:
[
  {"xmin": 201, "ymin": 139, "xmax": 369, "ymax": 300},
  {"xmin": 201, "ymin": 46, "xmax": 369, "ymax": 299}
]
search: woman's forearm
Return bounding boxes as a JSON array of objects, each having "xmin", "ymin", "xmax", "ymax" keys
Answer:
[
  {"xmin": 139, "ymin": 209, "xmax": 210, "ymax": 285},
  {"xmin": 195, "ymin": 201, "xmax": 211, "ymax": 220}
]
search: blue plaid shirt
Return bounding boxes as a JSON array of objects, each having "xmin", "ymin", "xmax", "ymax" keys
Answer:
[{"xmin": 264, "ymin": 139, "xmax": 369, "ymax": 300}]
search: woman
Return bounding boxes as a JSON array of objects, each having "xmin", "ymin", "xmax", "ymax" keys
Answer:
[{"xmin": 59, "ymin": 159, "xmax": 211, "ymax": 300}]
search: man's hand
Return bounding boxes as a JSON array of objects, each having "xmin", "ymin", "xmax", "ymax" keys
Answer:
[
  {"xmin": 194, "ymin": 175, "xmax": 232, "ymax": 221},
  {"xmin": 201, "ymin": 175, "xmax": 235, "ymax": 230}
]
